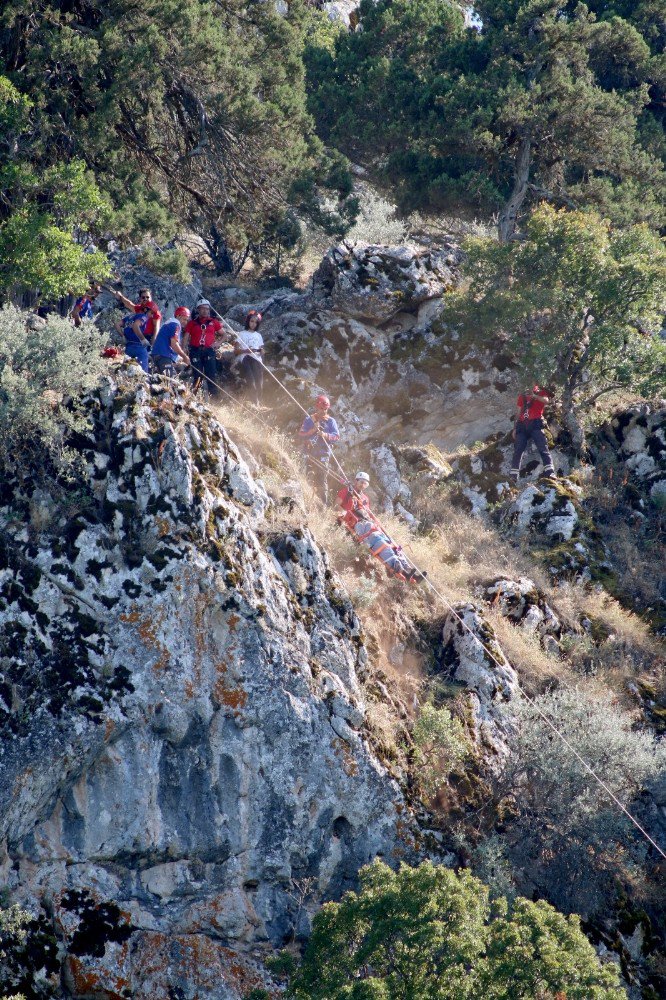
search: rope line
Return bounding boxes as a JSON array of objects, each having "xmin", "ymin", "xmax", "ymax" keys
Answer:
[{"xmin": 152, "ymin": 353, "xmax": 666, "ymax": 861}]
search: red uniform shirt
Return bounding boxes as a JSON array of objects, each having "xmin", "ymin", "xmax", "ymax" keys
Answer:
[
  {"xmin": 337, "ymin": 486, "xmax": 370, "ymax": 529},
  {"xmin": 185, "ymin": 317, "xmax": 223, "ymax": 348},
  {"xmin": 134, "ymin": 302, "xmax": 161, "ymax": 338},
  {"xmin": 517, "ymin": 393, "xmax": 546, "ymax": 421}
]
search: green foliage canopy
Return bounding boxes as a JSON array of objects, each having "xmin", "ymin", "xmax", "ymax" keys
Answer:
[
  {"xmin": 0, "ymin": 76, "xmax": 111, "ymax": 300},
  {"xmin": 0, "ymin": 1, "xmax": 351, "ymax": 273},
  {"xmin": 286, "ymin": 860, "xmax": 626, "ymax": 999},
  {"xmin": 307, "ymin": 0, "xmax": 665, "ymax": 240},
  {"xmin": 444, "ymin": 204, "xmax": 666, "ymax": 447}
]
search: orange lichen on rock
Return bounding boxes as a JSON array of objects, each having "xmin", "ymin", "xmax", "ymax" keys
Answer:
[
  {"xmin": 65, "ymin": 949, "xmax": 130, "ymax": 1000},
  {"xmin": 213, "ymin": 674, "xmax": 248, "ymax": 713},
  {"xmin": 120, "ymin": 608, "xmax": 170, "ymax": 672}
]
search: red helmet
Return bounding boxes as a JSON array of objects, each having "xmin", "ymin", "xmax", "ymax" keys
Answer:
[
  {"xmin": 315, "ymin": 394, "xmax": 330, "ymax": 408},
  {"xmin": 175, "ymin": 306, "xmax": 191, "ymax": 319}
]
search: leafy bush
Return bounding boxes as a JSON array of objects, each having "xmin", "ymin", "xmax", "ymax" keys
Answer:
[
  {"xmin": 286, "ymin": 860, "xmax": 626, "ymax": 999},
  {"xmin": 495, "ymin": 687, "xmax": 665, "ymax": 916},
  {"xmin": 0, "ymin": 903, "xmax": 28, "ymax": 1000},
  {"xmin": 412, "ymin": 703, "xmax": 469, "ymax": 796},
  {"xmin": 0, "ymin": 306, "xmax": 108, "ymax": 471},
  {"xmin": 0, "ymin": 77, "xmax": 111, "ymax": 302},
  {"xmin": 346, "ymin": 191, "xmax": 407, "ymax": 246},
  {"xmin": 136, "ymin": 247, "xmax": 192, "ymax": 284}
]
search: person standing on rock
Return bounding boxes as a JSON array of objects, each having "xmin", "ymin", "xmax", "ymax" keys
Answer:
[
  {"xmin": 510, "ymin": 385, "xmax": 556, "ymax": 482},
  {"xmin": 183, "ymin": 299, "xmax": 230, "ymax": 397},
  {"xmin": 70, "ymin": 284, "xmax": 101, "ymax": 327},
  {"xmin": 299, "ymin": 394, "xmax": 340, "ymax": 504},
  {"xmin": 336, "ymin": 471, "xmax": 371, "ymax": 528},
  {"xmin": 234, "ymin": 310, "xmax": 265, "ymax": 406},
  {"xmin": 151, "ymin": 307, "xmax": 191, "ymax": 376},
  {"xmin": 111, "ymin": 287, "xmax": 162, "ymax": 344},
  {"xmin": 115, "ymin": 309, "xmax": 151, "ymax": 373}
]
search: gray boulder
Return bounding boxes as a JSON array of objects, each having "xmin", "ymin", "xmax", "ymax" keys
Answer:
[
  {"xmin": 314, "ymin": 241, "xmax": 461, "ymax": 324},
  {"xmin": 438, "ymin": 603, "xmax": 518, "ymax": 757}
]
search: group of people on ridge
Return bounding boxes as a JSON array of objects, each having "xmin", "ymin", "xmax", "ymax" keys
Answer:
[
  {"xmin": 71, "ymin": 283, "xmax": 558, "ymax": 586},
  {"xmin": 83, "ymin": 286, "xmax": 268, "ymax": 405}
]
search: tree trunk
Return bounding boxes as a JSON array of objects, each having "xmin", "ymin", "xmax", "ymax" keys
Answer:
[
  {"xmin": 205, "ymin": 224, "xmax": 235, "ymax": 275},
  {"xmin": 498, "ymin": 136, "xmax": 532, "ymax": 243},
  {"xmin": 561, "ymin": 384, "xmax": 587, "ymax": 457}
]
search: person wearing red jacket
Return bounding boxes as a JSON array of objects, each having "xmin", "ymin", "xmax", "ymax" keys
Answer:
[
  {"xmin": 183, "ymin": 299, "xmax": 230, "ymax": 397},
  {"xmin": 336, "ymin": 472, "xmax": 371, "ymax": 529},
  {"xmin": 112, "ymin": 287, "xmax": 162, "ymax": 342},
  {"xmin": 510, "ymin": 385, "xmax": 556, "ymax": 481}
]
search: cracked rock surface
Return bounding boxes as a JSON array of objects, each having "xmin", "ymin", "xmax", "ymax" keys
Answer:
[{"xmin": 0, "ymin": 370, "xmax": 410, "ymax": 999}]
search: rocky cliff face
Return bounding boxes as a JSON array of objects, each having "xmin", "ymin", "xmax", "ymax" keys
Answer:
[
  {"xmin": 0, "ymin": 370, "xmax": 412, "ymax": 998},
  {"xmin": 215, "ymin": 240, "xmax": 519, "ymax": 458}
]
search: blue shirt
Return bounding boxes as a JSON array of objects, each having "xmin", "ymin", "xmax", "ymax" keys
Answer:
[
  {"xmin": 151, "ymin": 319, "xmax": 182, "ymax": 361},
  {"xmin": 75, "ymin": 295, "xmax": 94, "ymax": 319},
  {"xmin": 123, "ymin": 312, "xmax": 148, "ymax": 345},
  {"xmin": 300, "ymin": 415, "xmax": 340, "ymax": 459}
]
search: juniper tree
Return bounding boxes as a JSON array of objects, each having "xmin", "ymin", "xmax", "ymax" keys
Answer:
[
  {"xmin": 307, "ymin": 0, "xmax": 665, "ymax": 240},
  {"xmin": 444, "ymin": 204, "xmax": 666, "ymax": 451},
  {"xmin": 0, "ymin": 0, "xmax": 352, "ymax": 272},
  {"xmin": 286, "ymin": 860, "xmax": 627, "ymax": 999}
]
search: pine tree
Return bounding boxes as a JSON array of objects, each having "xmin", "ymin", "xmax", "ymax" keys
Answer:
[
  {"xmin": 0, "ymin": 0, "xmax": 348, "ymax": 270},
  {"xmin": 308, "ymin": 0, "xmax": 665, "ymax": 240}
]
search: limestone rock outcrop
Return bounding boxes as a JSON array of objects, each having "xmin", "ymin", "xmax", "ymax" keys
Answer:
[
  {"xmin": 500, "ymin": 479, "xmax": 611, "ymax": 584},
  {"xmin": 210, "ymin": 241, "xmax": 521, "ymax": 463},
  {"xmin": 314, "ymin": 241, "xmax": 461, "ymax": 324},
  {"xmin": 437, "ymin": 604, "xmax": 518, "ymax": 757},
  {"xmin": 598, "ymin": 403, "xmax": 666, "ymax": 504},
  {"xmin": 481, "ymin": 577, "xmax": 561, "ymax": 644},
  {"xmin": 0, "ymin": 370, "xmax": 411, "ymax": 998}
]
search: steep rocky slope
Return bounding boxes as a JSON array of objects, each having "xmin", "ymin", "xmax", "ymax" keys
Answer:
[
  {"xmin": 0, "ymin": 371, "xmax": 415, "ymax": 999},
  {"xmin": 2, "ymin": 240, "xmax": 664, "ymax": 998}
]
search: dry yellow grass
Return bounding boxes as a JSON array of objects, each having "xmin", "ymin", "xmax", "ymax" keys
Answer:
[{"xmin": 207, "ymin": 396, "xmax": 664, "ymax": 711}]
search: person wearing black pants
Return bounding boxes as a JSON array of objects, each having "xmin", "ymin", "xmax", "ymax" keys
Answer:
[
  {"xmin": 235, "ymin": 309, "xmax": 265, "ymax": 406},
  {"xmin": 510, "ymin": 385, "xmax": 556, "ymax": 481}
]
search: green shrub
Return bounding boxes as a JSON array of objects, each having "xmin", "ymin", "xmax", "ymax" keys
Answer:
[
  {"xmin": 136, "ymin": 247, "xmax": 192, "ymax": 285},
  {"xmin": 287, "ymin": 860, "xmax": 626, "ymax": 999},
  {"xmin": 0, "ymin": 306, "xmax": 108, "ymax": 472},
  {"xmin": 412, "ymin": 702, "xmax": 469, "ymax": 796},
  {"xmin": 496, "ymin": 688, "xmax": 665, "ymax": 916},
  {"xmin": 0, "ymin": 901, "xmax": 31, "ymax": 1000}
]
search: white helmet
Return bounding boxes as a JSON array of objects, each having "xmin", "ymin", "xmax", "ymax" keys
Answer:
[
  {"xmin": 196, "ymin": 298, "xmax": 211, "ymax": 307},
  {"xmin": 355, "ymin": 471, "xmax": 370, "ymax": 483}
]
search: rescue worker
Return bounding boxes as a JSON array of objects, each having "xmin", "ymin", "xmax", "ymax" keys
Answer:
[
  {"xmin": 510, "ymin": 384, "xmax": 556, "ymax": 481},
  {"xmin": 151, "ymin": 307, "xmax": 191, "ymax": 376},
  {"xmin": 351, "ymin": 513, "xmax": 425, "ymax": 582},
  {"xmin": 115, "ymin": 309, "xmax": 151, "ymax": 373},
  {"xmin": 183, "ymin": 299, "xmax": 229, "ymax": 397},
  {"xmin": 299, "ymin": 394, "xmax": 340, "ymax": 504},
  {"xmin": 337, "ymin": 471, "xmax": 371, "ymax": 528},
  {"xmin": 70, "ymin": 285, "xmax": 100, "ymax": 326},
  {"xmin": 234, "ymin": 310, "xmax": 265, "ymax": 406},
  {"xmin": 111, "ymin": 287, "xmax": 162, "ymax": 343}
]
